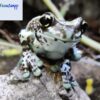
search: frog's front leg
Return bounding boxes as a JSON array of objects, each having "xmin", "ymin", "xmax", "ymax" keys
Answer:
[
  {"xmin": 24, "ymin": 50, "xmax": 43, "ymax": 77},
  {"xmin": 60, "ymin": 59, "xmax": 78, "ymax": 90},
  {"xmin": 10, "ymin": 50, "xmax": 43, "ymax": 82}
]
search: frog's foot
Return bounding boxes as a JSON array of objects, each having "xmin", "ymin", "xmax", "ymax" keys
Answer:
[
  {"xmin": 63, "ymin": 80, "xmax": 79, "ymax": 89},
  {"xmin": 22, "ymin": 70, "xmax": 30, "ymax": 80},
  {"xmin": 8, "ymin": 66, "xmax": 31, "ymax": 84},
  {"xmin": 32, "ymin": 67, "xmax": 42, "ymax": 77},
  {"xmin": 23, "ymin": 51, "xmax": 43, "ymax": 77},
  {"xmin": 62, "ymin": 74, "xmax": 78, "ymax": 89},
  {"xmin": 50, "ymin": 65, "xmax": 59, "ymax": 72},
  {"xmin": 63, "ymin": 82, "xmax": 72, "ymax": 89},
  {"xmin": 37, "ymin": 59, "xmax": 43, "ymax": 68},
  {"xmin": 27, "ymin": 55, "xmax": 42, "ymax": 77},
  {"xmin": 60, "ymin": 59, "xmax": 79, "ymax": 90}
]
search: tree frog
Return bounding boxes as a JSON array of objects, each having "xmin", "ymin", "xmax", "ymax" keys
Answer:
[{"xmin": 10, "ymin": 12, "xmax": 87, "ymax": 90}]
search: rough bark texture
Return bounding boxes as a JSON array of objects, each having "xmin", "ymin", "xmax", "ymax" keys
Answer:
[
  {"xmin": 0, "ymin": 72, "xmax": 90, "ymax": 100},
  {"xmin": 0, "ymin": 57, "xmax": 94, "ymax": 100},
  {"xmin": 0, "ymin": 72, "xmax": 61, "ymax": 100}
]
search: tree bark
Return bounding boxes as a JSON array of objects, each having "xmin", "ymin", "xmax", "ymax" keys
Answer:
[{"xmin": 0, "ymin": 57, "xmax": 92, "ymax": 100}]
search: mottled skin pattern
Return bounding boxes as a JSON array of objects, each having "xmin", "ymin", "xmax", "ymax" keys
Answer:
[{"xmin": 10, "ymin": 12, "xmax": 87, "ymax": 91}]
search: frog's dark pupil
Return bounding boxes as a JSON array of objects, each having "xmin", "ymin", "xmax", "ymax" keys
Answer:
[
  {"xmin": 80, "ymin": 22, "xmax": 88, "ymax": 34},
  {"xmin": 40, "ymin": 16, "xmax": 53, "ymax": 27},
  {"xmin": 54, "ymin": 38, "xmax": 58, "ymax": 41}
]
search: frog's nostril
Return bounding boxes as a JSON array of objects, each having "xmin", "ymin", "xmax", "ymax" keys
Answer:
[{"xmin": 80, "ymin": 21, "xmax": 88, "ymax": 33}]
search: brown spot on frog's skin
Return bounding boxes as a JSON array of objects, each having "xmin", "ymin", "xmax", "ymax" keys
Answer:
[{"xmin": 23, "ymin": 48, "xmax": 30, "ymax": 51}]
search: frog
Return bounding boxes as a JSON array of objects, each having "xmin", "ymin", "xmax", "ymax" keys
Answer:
[{"xmin": 10, "ymin": 12, "xmax": 87, "ymax": 90}]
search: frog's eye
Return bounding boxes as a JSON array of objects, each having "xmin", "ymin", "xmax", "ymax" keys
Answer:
[
  {"xmin": 39, "ymin": 13, "xmax": 54, "ymax": 28},
  {"xmin": 80, "ymin": 21, "xmax": 88, "ymax": 34}
]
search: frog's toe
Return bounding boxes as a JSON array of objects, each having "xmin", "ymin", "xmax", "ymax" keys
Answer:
[
  {"xmin": 33, "ymin": 68, "xmax": 42, "ymax": 77},
  {"xmin": 63, "ymin": 81, "xmax": 78, "ymax": 89},
  {"xmin": 37, "ymin": 60, "xmax": 43, "ymax": 68},
  {"xmin": 9, "ymin": 74, "xmax": 19, "ymax": 84},
  {"xmin": 9, "ymin": 73, "xmax": 29, "ymax": 84},
  {"xmin": 71, "ymin": 81, "xmax": 79, "ymax": 87},
  {"xmin": 63, "ymin": 83, "xmax": 72, "ymax": 89},
  {"xmin": 22, "ymin": 70, "xmax": 30, "ymax": 79}
]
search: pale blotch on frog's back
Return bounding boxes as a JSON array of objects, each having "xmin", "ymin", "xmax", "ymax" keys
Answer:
[{"xmin": 47, "ymin": 23, "xmax": 74, "ymax": 40}]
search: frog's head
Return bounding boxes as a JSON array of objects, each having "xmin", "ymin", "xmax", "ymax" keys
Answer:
[
  {"xmin": 67, "ymin": 17, "xmax": 87, "ymax": 34},
  {"xmin": 25, "ymin": 12, "xmax": 87, "ymax": 45},
  {"xmin": 39, "ymin": 13, "xmax": 87, "ymax": 43},
  {"xmin": 66, "ymin": 17, "xmax": 87, "ymax": 41}
]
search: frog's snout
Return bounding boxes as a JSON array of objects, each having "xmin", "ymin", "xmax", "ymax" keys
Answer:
[
  {"xmin": 73, "ymin": 17, "xmax": 88, "ymax": 34},
  {"xmin": 69, "ymin": 17, "xmax": 88, "ymax": 33},
  {"xmin": 80, "ymin": 20, "xmax": 88, "ymax": 33}
]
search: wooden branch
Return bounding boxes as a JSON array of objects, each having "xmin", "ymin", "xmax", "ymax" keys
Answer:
[
  {"xmin": 43, "ymin": 0, "xmax": 64, "ymax": 20},
  {"xmin": 0, "ymin": 40, "xmax": 22, "ymax": 56},
  {"xmin": 0, "ymin": 29, "xmax": 15, "ymax": 43},
  {"xmin": 0, "ymin": 56, "xmax": 97, "ymax": 100}
]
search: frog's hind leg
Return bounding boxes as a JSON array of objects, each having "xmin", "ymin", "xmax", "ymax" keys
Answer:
[
  {"xmin": 59, "ymin": 60, "xmax": 90, "ymax": 100},
  {"xmin": 60, "ymin": 59, "xmax": 78, "ymax": 90},
  {"xmin": 9, "ymin": 50, "xmax": 43, "ymax": 83},
  {"xmin": 26, "ymin": 51, "xmax": 43, "ymax": 77}
]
